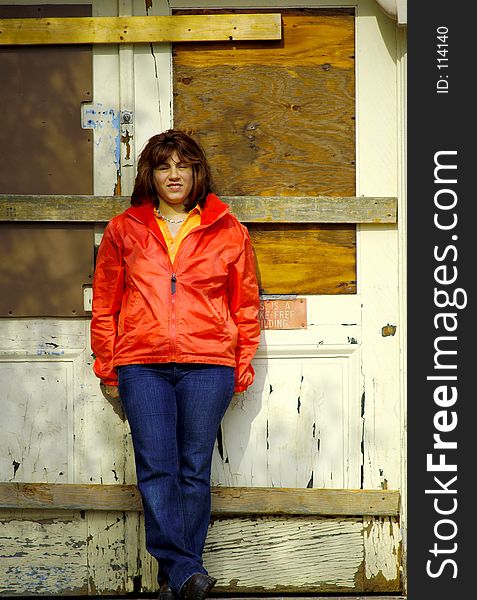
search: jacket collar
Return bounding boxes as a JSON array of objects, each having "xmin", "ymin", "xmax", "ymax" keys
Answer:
[
  {"xmin": 124, "ymin": 197, "xmax": 157, "ymax": 229},
  {"xmin": 199, "ymin": 193, "xmax": 230, "ymax": 225},
  {"xmin": 124, "ymin": 193, "xmax": 230, "ymax": 228}
]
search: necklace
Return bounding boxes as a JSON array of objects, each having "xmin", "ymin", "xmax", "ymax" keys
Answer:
[{"xmin": 154, "ymin": 208, "xmax": 186, "ymax": 224}]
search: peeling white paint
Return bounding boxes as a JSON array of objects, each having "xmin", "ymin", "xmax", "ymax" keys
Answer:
[
  {"xmin": 0, "ymin": 514, "xmax": 88, "ymax": 596},
  {"xmin": 0, "ymin": 0, "xmax": 405, "ymax": 594},
  {"xmin": 213, "ymin": 348, "xmax": 361, "ymax": 490},
  {"xmin": 204, "ymin": 517, "xmax": 364, "ymax": 590},
  {"xmin": 82, "ymin": 103, "xmax": 121, "ymax": 178},
  {"xmin": 364, "ymin": 517, "xmax": 401, "ymax": 583}
]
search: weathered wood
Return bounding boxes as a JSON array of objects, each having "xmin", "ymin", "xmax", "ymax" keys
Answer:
[
  {"xmin": 228, "ymin": 196, "xmax": 395, "ymax": 223},
  {"xmin": 0, "ymin": 510, "xmax": 401, "ymax": 595},
  {"xmin": 0, "ymin": 14, "xmax": 282, "ymax": 45},
  {"xmin": 173, "ymin": 10, "xmax": 354, "ymax": 69},
  {"xmin": 0, "ymin": 512, "xmax": 89, "ymax": 595},
  {"xmin": 0, "ymin": 483, "xmax": 399, "ymax": 516},
  {"xmin": 0, "ymin": 195, "xmax": 396, "ymax": 223},
  {"xmin": 249, "ymin": 223, "xmax": 356, "ymax": 294},
  {"xmin": 172, "ymin": 9, "xmax": 357, "ymax": 296},
  {"xmin": 363, "ymin": 516, "xmax": 402, "ymax": 592},
  {"xmin": 173, "ymin": 10, "xmax": 355, "ymax": 199},
  {"xmin": 206, "ymin": 517, "xmax": 365, "ymax": 593},
  {"xmin": 203, "ymin": 516, "xmax": 401, "ymax": 593},
  {"xmin": 213, "ymin": 487, "xmax": 399, "ymax": 516}
]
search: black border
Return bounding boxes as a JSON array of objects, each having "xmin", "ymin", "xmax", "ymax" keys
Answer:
[{"xmin": 407, "ymin": 2, "xmax": 475, "ymax": 597}]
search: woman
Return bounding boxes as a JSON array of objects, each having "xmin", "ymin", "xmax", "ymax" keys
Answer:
[{"xmin": 91, "ymin": 130, "xmax": 260, "ymax": 600}]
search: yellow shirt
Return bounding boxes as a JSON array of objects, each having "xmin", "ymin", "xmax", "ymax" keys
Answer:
[{"xmin": 155, "ymin": 206, "xmax": 202, "ymax": 262}]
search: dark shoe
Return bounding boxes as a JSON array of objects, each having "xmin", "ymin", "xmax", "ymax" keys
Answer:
[
  {"xmin": 180, "ymin": 573, "xmax": 217, "ymax": 600},
  {"xmin": 158, "ymin": 581, "xmax": 175, "ymax": 600}
]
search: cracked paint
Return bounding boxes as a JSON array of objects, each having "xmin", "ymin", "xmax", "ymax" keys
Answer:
[{"xmin": 12, "ymin": 461, "xmax": 20, "ymax": 478}]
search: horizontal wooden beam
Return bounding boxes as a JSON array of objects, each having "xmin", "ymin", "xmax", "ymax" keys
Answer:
[
  {"xmin": 215, "ymin": 486, "xmax": 399, "ymax": 516},
  {"xmin": 226, "ymin": 195, "xmax": 396, "ymax": 223},
  {"xmin": 0, "ymin": 483, "xmax": 399, "ymax": 516},
  {"xmin": 0, "ymin": 195, "xmax": 397, "ymax": 223},
  {"xmin": 0, "ymin": 14, "xmax": 282, "ymax": 45}
]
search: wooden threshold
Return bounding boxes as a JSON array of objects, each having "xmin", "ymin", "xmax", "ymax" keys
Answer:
[
  {"xmin": 0, "ymin": 195, "xmax": 397, "ymax": 224},
  {"xmin": 0, "ymin": 14, "xmax": 282, "ymax": 45},
  {"xmin": 0, "ymin": 483, "xmax": 399, "ymax": 516},
  {"xmin": 113, "ymin": 597, "xmax": 407, "ymax": 600}
]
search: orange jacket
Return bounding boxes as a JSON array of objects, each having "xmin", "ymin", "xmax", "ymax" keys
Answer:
[{"xmin": 91, "ymin": 193, "xmax": 260, "ymax": 392}]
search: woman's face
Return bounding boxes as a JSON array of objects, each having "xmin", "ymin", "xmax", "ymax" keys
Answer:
[{"xmin": 153, "ymin": 151, "xmax": 194, "ymax": 207}]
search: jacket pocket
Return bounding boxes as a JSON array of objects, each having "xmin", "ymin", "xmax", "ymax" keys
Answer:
[
  {"xmin": 118, "ymin": 290, "xmax": 140, "ymax": 335},
  {"xmin": 206, "ymin": 293, "xmax": 227, "ymax": 325},
  {"xmin": 206, "ymin": 294, "xmax": 234, "ymax": 344}
]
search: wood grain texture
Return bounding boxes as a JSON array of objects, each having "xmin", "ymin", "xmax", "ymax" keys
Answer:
[
  {"xmin": 0, "ymin": 14, "xmax": 282, "ymax": 45},
  {"xmin": 0, "ymin": 512, "xmax": 89, "ymax": 595},
  {"xmin": 0, "ymin": 483, "xmax": 399, "ymax": 516},
  {"xmin": 0, "ymin": 510, "xmax": 401, "ymax": 595},
  {"xmin": 173, "ymin": 10, "xmax": 355, "ymax": 198},
  {"xmin": 0, "ymin": 195, "xmax": 396, "ymax": 223},
  {"xmin": 174, "ymin": 65, "xmax": 355, "ymax": 198},
  {"xmin": 249, "ymin": 224, "xmax": 356, "ymax": 294},
  {"xmin": 173, "ymin": 9, "xmax": 356, "ymax": 294},
  {"xmin": 205, "ymin": 517, "xmax": 365, "ymax": 593},
  {"xmin": 172, "ymin": 11, "xmax": 354, "ymax": 68}
]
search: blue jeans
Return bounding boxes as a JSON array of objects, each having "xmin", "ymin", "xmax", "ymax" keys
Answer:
[{"xmin": 118, "ymin": 363, "xmax": 235, "ymax": 594}]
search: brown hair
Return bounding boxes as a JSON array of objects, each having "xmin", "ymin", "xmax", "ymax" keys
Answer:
[{"xmin": 131, "ymin": 129, "xmax": 213, "ymax": 211}]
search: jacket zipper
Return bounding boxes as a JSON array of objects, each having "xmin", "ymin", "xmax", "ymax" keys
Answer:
[
  {"xmin": 170, "ymin": 272, "xmax": 177, "ymax": 357},
  {"xmin": 126, "ymin": 208, "xmax": 230, "ymax": 359}
]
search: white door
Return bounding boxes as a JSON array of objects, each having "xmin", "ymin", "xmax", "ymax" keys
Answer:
[{"xmin": 0, "ymin": 0, "xmax": 406, "ymax": 595}]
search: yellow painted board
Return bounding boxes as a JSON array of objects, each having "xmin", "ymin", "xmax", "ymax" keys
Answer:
[
  {"xmin": 249, "ymin": 224, "xmax": 356, "ymax": 295},
  {"xmin": 0, "ymin": 14, "xmax": 282, "ymax": 45}
]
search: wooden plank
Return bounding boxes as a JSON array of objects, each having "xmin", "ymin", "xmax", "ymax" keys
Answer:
[
  {"xmin": 0, "ymin": 509, "xmax": 402, "ymax": 595},
  {"xmin": 0, "ymin": 14, "xmax": 282, "ymax": 45},
  {"xmin": 173, "ymin": 11, "xmax": 354, "ymax": 68},
  {"xmin": 173, "ymin": 11, "xmax": 355, "ymax": 199},
  {"xmin": 363, "ymin": 516, "xmax": 402, "ymax": 592},
  {"xmin": 226, "ymin": 196, "xmax": 396, "ymax": 223},
  {"xmin": 0, "ymin": 195, "xmax": 397, "ymax": 223},
  {"xmin": 171, "ymin": 9, "xmax": 358, "ymax": 296},
  {"xmin": 205, "ymin": 517, "xmax": 365, "ymax": 593},
  {"xmin": 0, "ymin": 512, "xmax": 89, "ymax": 595},
  {"xmin": 249, "ymin": 224, "xmax": 356, "ymax": 295},
  {"xmin": 213, "ymin": 487, "xmax": 399, "ymax": 516},
  {"xmin": 0, "ymin": 483, "xmax": 399, "ymax": 516}
]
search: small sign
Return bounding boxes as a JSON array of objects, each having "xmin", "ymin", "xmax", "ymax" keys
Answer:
[{"xmin": 259, "ymin": 298, "xmax": 307, "ymax": 330}]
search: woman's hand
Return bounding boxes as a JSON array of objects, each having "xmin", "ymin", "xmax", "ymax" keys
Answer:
[{"xmin": 101, "ymin": 383, "xmax": 120, "ymax": 400}]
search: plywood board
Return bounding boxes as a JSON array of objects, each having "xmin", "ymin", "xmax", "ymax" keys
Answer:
[
  {"xmin": 173, "ymin": 9, "xmax": 356, "ymax": 294},
  {"xmin": 249, "ymin": 223, "xmax": 356, "ymax": 294},
  {"xmin": 0, "ymin": 4, "xmax": 93, "ymax": 195},
  {"xmin": 173, "ymin": 9, "xmax": 355, "ymax": 198},
  {"xmin": 0, "ymin": 223, "xmax": 94, "ymax": 317}
]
